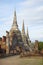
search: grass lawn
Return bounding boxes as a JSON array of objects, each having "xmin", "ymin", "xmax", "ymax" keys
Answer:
[
  {"xmin": 19, "ymin": 56, "xmax": 43, "ymax": 65},
  {"xmin": 0, "ymin": 55, "xmax": 43, "ymax": 65}
]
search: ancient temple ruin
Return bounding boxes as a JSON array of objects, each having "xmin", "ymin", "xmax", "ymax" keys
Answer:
[{"xmin": 5, "ymin": 10, "xmax": 31, "ymax": 54}]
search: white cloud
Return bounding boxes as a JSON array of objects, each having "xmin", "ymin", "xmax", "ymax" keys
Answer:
[
  {"xmin": 0, "ymin": 0, "xmax": 43, "ymax": 41},
  {"xmin": 17, "ymin": 0, "xmax": 43, "ymax": 41},
  {"xmin": 29, "ymin": 25, "xmax": 43, "ymax": 41},
  {"xmin": 18, "ymin": 0, "xmax": 43, "ymax": 7}
]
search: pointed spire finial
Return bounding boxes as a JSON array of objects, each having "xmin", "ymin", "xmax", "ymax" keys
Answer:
[
  {"xmin": 14, "ymin": 9, "xmax": 16, "ymax": 17},
  {"xmin": 27, "ymin": 27, "xmax": 29, "ymax": 39},
  {"xmin": 12, "ymin": 10, "xmax": 18, "ymax": 30},
  {"xmin": 13, "ymin": 10, "xmax": 17, "ymax": 23},
  {"xmin": 22, "ymin": 20, "xmax": 25, "ymax": 34},
  {"xmin": 13, "ymin": 10, "xmax": 18, "ymax": 26}
]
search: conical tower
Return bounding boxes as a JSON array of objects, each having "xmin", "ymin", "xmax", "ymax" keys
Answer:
[
  {"xmin": 9, "ymin": 10, "xmax": 23, "ymax": 50},
  {"xmin": 22, "ymin": 20, "xmax": 25, "ymax": 34},
  {"xmin": 26, "ymin": 27, "xmax": 31, "ymax": 46},
  {"xmin": 21, "ymin": 20, "xmax": 28, "ymax": 46},
  {"xmin": 26, "ymin": 27, "xmax": 29, "ymax": 39},
  {"xmin": 12, "ymin": 10, "xmax": 18, "ymax": 30}
]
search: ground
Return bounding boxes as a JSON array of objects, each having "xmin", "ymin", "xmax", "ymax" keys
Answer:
[{"xmin": 0, "ymin": 55, "xmax": 43, "ymax": 65}]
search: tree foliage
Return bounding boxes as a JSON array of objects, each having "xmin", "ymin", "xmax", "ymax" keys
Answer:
[{"xmin": 38, "ymin": 42, "xmax": 43, "ymax": 50}]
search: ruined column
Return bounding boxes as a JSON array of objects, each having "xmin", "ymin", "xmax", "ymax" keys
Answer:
[{"xmin": 6, "ymin": 31, "xmax": 10, "ymax": 54}]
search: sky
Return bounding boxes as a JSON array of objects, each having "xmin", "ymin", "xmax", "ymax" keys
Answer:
[{"xmin": 0, "ymin": 0, "xmax": 43, "ymax": 42}]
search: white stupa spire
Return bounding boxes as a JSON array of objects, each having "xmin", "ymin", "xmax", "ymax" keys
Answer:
[
  {"xmin": 12, "ymin": 10, "xmax": 18, "ymax": 30},
  {"xmin": 22, "ymin": 20, "xmax": 25, "ymax": 34},
  {"xmin": 26, "ymin": 27, "xmax": 29, "ymax": 39}
]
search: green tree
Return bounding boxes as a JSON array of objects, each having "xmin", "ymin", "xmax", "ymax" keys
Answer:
[{"xmin": 38, "ymin": 42, "xmax": 43, "ymax": 50}]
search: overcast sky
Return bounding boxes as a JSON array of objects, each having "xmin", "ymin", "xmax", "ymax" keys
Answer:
[{"xmin": 0, "ymin": 0, "xmax": 43, "ymax": 42}]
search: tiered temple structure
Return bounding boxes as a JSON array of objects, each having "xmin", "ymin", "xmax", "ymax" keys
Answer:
[
  {"xmin": 0, "ymin": 10, "xmax": 40, "ymax": 56},
  {"xmin": 6, "ymin": 10, "xmax": 31, "ymax": 54}
]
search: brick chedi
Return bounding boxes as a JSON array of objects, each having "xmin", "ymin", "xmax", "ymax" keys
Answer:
[
  {"xmin": 6, "ymin": 10, "xmax": 24, "ymax": 54},
  {"xmin": 5, "ymin": 10, "xmax": 32, "ymax": 54}
]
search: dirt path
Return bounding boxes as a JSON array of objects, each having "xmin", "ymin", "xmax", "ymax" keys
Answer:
[
  {"xmin": 0, "ymin": 56, "xmax": 43, "ymax": 65},
  {"xmin": 0, "ymin": 56, "xmax": 20, "ymax": 65}
]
